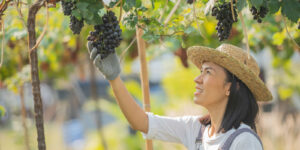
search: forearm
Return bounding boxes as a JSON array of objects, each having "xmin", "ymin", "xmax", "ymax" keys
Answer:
[{"xmin": 109, "ymin": 75, "xmax": 148, "ymax": 133}]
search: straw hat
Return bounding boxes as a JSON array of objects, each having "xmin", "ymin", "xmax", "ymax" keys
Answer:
[{"xmin": 187, "ymin": 44, "xmax": 272, "ymax": 101}]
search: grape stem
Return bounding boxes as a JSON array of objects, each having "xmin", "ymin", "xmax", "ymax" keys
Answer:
[
  {"xmin": 230, "ymin": 0, "xmax": 236, "ymax": 22},
  {"xmin": 238, "ymin": 11, "xmax": 250, "ymax": 62},
  {"xmin": 164, "ymin": 0, "xmax": 181, "ymax": 25},
  {"xmin": 119, "ymin": 0, "xmax": 123, "ymax": 23},
  {"xmin": 120, "ymin": 36, "xmax": 137, "ymax": 64},
  {"xmin": 14, "ymin": 0, "xmax": 27, "ymax": 28}
]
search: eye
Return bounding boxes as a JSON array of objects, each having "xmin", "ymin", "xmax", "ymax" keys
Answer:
[{"xmin": 206, "ymin": 70, "xmax": 211, "ymax": 74}]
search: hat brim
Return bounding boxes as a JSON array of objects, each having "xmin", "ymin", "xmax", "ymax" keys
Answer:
[{"xmin": 187, "ymin": 46, "xmax": 273, "ymax": 101}]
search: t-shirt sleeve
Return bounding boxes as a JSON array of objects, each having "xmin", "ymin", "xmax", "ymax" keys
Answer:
[
  {"xmin": 229, "ymin": 132, "xmax": 263, "ymax": 150},
  {"xmin": 141, "ymin": 112, "xmax": 201, "ymax": 145}
]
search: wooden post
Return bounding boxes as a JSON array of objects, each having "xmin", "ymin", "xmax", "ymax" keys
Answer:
[{"xmin": 136, "ymin": 26, "xmax": 153, "ymax": 150}]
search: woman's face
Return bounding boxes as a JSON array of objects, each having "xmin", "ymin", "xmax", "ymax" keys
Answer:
[{"xmin": 193, "ymin": 62, "xmax": 231, "ymax": 108}]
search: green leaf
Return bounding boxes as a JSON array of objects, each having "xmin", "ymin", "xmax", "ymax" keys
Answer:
[
  {"xmin": 237, "ymin": 0, "xmax": 247, "ymax": 12},
  {"xmin": 123, "ymin": 0, "xmax": 136, "ymax": 12},
  {"xmin": 97, "ymin": 9, "xmax": 106, "ymax": 17},
  {"xmin": 281, "ymin": 0, "xmax": 300, "ymax": 23},
  {"xmin": 71, "ymin": 9, "xmax": 82, "ymax": 20},
  {"xmin": 0, "ymin": 105, "xmax": 6, "ymax": 118},
  {"xmin": 151, "ymin": 0, "xmax": 155, "ymax": 9},
  {"xmin": 250, "ymin": 0, "xmax": 263, "ymax": 8},
  {"xmin": 267, "ymin": 0, "xmax": 281, "ymax": 14},
  {"xmin": 136, "ymin": 0, "xmax": 142, "ymax": 8},
  {"xmin": 278, "ymin": 86, "xmax": 293, "ymax": 100},
  {"xmin": 76, "ymin": 2, "xmax": 89, "ymax": 11},
  {"xmin": 184, "ymin": 26, "xmax": 194, "ymax": 34},
  {"xmin": 272, "ymin": 32, "xmax": 285, "ymax": 46}
]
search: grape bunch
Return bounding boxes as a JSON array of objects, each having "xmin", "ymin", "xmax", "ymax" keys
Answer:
[
  {"xmin": 298, "ymin": 21, "xmax": 300, "ymax": 30},
  {"xmin": 61, "ymin": 0, "xmax": 74, "ymax": 16},
  {"xmin": 87, "ymin": 11, "xmax": 123, "ymax": 59},
  {"xmin": 70, "ymin": 16, "xmax": 84, "ymax": 34},
  {"xmin": 212, "ymin": 2, "xmax": 238, "ymax": 41},
  {"xmin": 186, "ymin": 0, "xmax": 194, "ymax": 4},
  {"xmin": 61, "ymin": 0, "xmax": 84, "ymax": 34},
  {"xmin": 250, "ymin": 6, "xmax": 268, "ymax": 23}
]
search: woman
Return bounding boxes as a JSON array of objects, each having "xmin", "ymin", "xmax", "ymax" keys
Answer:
[{"xmin": 87, "ymin": 43, "xmax": 272, "ymax": 150}]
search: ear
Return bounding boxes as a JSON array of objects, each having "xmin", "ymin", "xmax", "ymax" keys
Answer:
[{"xmin": 224, "ymin": 82, "xmax": 231, "ymax": 96}]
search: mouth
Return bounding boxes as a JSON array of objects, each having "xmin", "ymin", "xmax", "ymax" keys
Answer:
[{"xmin": 194, "ymin": 86, "xmax": 204, "ymax": 95}]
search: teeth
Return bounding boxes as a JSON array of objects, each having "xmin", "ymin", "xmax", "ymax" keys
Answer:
[{"xmin": 196, "ymin": 89, "xmax": 203, "ymax": 93}]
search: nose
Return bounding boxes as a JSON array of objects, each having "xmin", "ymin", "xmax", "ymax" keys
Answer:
[{"xmin": 194, "ymin": 74, "xmax": 203, "ymax": 84}]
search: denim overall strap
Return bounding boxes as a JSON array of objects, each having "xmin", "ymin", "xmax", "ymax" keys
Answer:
[
  {"xmin": 195, "ymin": 123, "xmax": 206, "ymax": 144},
  {"xmin": 220, "ymin": 128, "xmax": 263, "ymax": 150}
]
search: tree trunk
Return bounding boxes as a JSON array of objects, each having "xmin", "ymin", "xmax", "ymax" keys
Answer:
[
  {"xmin": 89, "ymin": 61, "xmax": 108, "ymax": 150},
  {"xmin": 20, "ymin": 84, "xmax": 30, "ymax": 150},
  {"xmin": 27, "ymin": 0, "xmax": 46, "ymax": 150}
]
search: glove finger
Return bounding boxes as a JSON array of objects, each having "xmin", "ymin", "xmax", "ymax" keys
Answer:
[
  {"xmin": 87, "ymin": 41, "xmax": 93, "ymax": 53},
  {"xmin": 93, "ymin": 54, "xmax": 102, "ymax": 67},
  {"xmin": 90, "ymin": 48, "xmax": 98, "ymax": 60}
]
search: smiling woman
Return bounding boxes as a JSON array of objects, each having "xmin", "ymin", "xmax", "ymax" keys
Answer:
[{"xmin": 89, "ymin": 43, "xmax": 272, "ymax": 150}]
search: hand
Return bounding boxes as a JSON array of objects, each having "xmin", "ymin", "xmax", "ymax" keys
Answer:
[{"xmin": 87, "ymin": 41, "xmax": 121, "ymax": 80}]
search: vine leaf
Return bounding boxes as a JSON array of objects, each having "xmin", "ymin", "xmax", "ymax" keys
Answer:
[
  {"xmin": 237, "ymin": 0, "xmax": 247, "ymax": 12},
  {"xmin": 123, "ymin": 0, "xmax": 136, "ymax": 12},
  {"xmin": 250, "ymin": 0, "xmax": 263, "ymax": 8},
  {"xmin": 267, "ymin": 0, "xmax": 281, "ymax": 14},
  {"xmin": 281, "ymin": 0, "xmax": 300, "ymax": 23}
]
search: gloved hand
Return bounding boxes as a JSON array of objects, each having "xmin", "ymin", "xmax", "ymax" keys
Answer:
[{"xmin": 87, "ymin": 41, "xmax": 121, "ymax": 80}]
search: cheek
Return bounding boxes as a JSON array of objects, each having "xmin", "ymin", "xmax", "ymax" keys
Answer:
[{"xmin": 203, "ymin": 77, "xmax": 226, "ymax": 100}]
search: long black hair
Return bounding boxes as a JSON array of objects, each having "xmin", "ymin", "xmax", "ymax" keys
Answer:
[{"xmin": 201, "ymin": 69, "xmax": 259, "ymax": 133}]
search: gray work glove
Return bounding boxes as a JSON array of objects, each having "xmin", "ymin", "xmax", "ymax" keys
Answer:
[{"xmin": 87, "ymin": 41, "xmax": 121, "ymax": 80}]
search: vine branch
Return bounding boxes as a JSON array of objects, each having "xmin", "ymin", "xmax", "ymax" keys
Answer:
[
  {"xmin": 164, "ymin": 0, "xmax": 181, "ymax": 25},
  {"xmin": 30, "ymin": 1, "xmax": 49, "ymax": 53},
  {"xmin": 283, "ymin": 16, "xmax": 300, "ymax": 51},
  {"xmin": 238, "ymin": 12, "xmax": 250, "ymax": 60}
]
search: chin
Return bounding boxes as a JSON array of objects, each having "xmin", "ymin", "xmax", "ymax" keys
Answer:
[{"xmin": 193, "ymin": 97, "xmax": 202, "ymax": 105}]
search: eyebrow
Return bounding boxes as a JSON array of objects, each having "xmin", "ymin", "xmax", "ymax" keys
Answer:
[{"xmin": 201, "ymin": 67, "xmax": 215, "ymax": 72}]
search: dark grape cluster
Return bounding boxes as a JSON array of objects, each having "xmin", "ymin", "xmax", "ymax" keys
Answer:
[
  {"xmin": 61, "ymin": 0, "xmax": 84, "ymax": 34},
  {"xmin": 61, "ymin": 0, "xmax": 74, "ymax": 16},
  {"xmin": 212, "ymin": 2, "xmax": 238, "ymax": 41},
  {"xmin": 250, "ymin": 6, "xmax": 268, "ymax": 23},
  {"xmin": 87, "ymin": 11, "xmax": 123, "ymax": 59},
  {"xmin": 298, "ymin": 21, "xmax": 300, "ymax": 30},
  {"xmin": 186, "ymin": 0, "xmax": 194, "ymax": 4},
  {"xmin": 70, "ymin": 16, "xmax": 84, "ymax": 34}
]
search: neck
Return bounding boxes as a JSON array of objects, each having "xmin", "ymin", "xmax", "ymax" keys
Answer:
[{"xmin": 206, "ymin": 98, "xmax": 228, "ymax": 136}]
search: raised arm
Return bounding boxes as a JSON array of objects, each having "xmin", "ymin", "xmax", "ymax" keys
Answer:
[
  {"xmin": 109, "ymin": 76, "xmax": 148, "ymax": 133},
  {"xmin": 87, "ymin": 42, "xmax": 148, "ymax": 133}
]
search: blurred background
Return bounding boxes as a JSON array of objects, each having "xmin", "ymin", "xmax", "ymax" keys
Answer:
[{"xmin": 0, "ymin": 0, "xmax": 300, "ymax": 150}]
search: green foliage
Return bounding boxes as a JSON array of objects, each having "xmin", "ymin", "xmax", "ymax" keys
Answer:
[
  {"xmin": 4, "ymin": 65, "xmax": 30, "ymax": 94},
  {"xmin": 0, "ymin": 105, "xmax": 6, "ymax": 118},
  {"xmin": 250, "ymin": 0, "xmax": 263, "ymax": 8},
  {"xmin": 237, "ymin": 0, "xmax": 247, "ymax": 12},
  {"xmin": 281, "ymin": 0, "xmax": 300, "ymax": 23}
]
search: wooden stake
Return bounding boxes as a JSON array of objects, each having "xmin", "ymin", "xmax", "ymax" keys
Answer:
[{"xmin": 136, "ymin": 26, "xmax": 153, "ymax": 150}]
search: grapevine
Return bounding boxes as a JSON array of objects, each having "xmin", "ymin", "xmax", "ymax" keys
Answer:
[
  {"xmin": 87, "ymin": 11, "xmax": 123, "ymax": 59},
  {"xmin": 61, "ymin": 0, "xmax": 84, "ymax": 34},
  {"xmin": 211, "ymin": 2, "xmax": 238, "ymax": 41},
  {"xmin": 250, "ymin": 6, "xmax": 268, "ymax": 23}
]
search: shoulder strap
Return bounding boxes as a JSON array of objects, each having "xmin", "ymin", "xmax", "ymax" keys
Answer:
[
  {"xmin": 195, "ymin": 123, "xmax": 206, "ymax": 144},
  {"xmin": 220, "ymin": 128, "xmax": 263, "ymax": 150}
]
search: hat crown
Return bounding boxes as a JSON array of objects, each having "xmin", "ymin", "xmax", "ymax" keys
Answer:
[{"xmin": 216, "ymin": 44, "xmax": 260, "ymax": 76}]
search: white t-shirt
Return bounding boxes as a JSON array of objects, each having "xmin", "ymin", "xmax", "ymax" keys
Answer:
[{"xmin": 142, "ymin": 112, "xmax": 263, "ymax": 150}]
